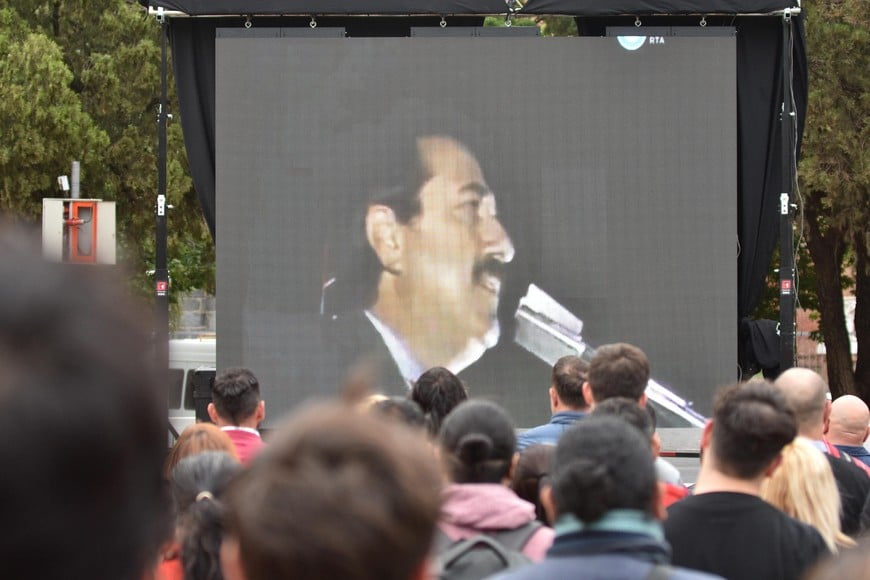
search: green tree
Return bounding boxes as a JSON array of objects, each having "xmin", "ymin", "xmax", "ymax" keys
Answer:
[
  {"xmin": 798, "ymin": 0, "xmax": 869, "ymax": 399},
  {"xmin": 0, "ymin": 0, "xmax": 213, "ymax": 308}
]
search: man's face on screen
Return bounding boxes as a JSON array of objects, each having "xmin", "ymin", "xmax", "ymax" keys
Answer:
[{"xmin": 394, "ymin": 136, "xmax": 515, "ymax": 361}]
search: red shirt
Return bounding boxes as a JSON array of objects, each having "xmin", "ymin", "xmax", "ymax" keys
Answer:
[{"xmin": 223, "ymin": 427, "xmax": 265, "ymax": 465}]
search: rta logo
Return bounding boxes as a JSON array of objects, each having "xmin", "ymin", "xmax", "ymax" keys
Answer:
[{"xmin": 649, "ymin": 36, "xmax": 666, "ymax": 44}]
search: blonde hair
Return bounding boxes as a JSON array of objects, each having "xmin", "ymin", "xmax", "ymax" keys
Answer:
[
  {"xmin": 761, "ymin": 437, "xmax": 854, "ymax": 552},
  {"xmin": 164, "ymin": 422, "xmax": 240, "ymax": 477}
]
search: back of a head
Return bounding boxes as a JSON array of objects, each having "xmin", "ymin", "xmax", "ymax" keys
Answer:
[
  {"xmin": 828, "ymin": 394, "xmax": 870, "ymax": 446},
  {"xmin": 373, "ymin": 397, "xmax": 427, "ymax": 431},
  {"xmin": 552, "ymin": 355, "xmax": 589, "ymax": 410},
  {"xmin": 171, "ymin": 451, "xmax": 242, "ymax": 515},
  {"xmin": 772, "ymin": 367, "xmax": 829, "ymax": 435},
  {"xmin": 164, "ymin": 422, "xmax": 240, "ymax": 476},
  {"xmin": 0, "ymin": 222, "xmax": 166, "ymax": 580},
  {"xmin": 510, "ymin": 444, "xmax": 555, "ymax": 524},
  {"xmin": 223, "ymin": 402, "xmax": 441, "ymax": 580},
  {"xmin": 591, "ymin": 397, "xmax": 654, "ymax": 443},
  {"xmin": 212, "ymin": 367, "xmax": 261, "ymax": 425},
  {"xmin": 171, "ymin": 451, "xmax": 242, "ymax": 580},
  {"xmin": 760, "ymin": 437, "xmax": 849, "ymax": 553},
  {"xmin": 551, "ymin": 416, "xmax": 657, "ymax": 523},
  {"xmin": 711, "ymin": 381, "xmax": 797, "ymax": 480},
  {"xmin": 439, "ymin": 399, "xmax": 517, "ymax": 484},
  {"xmin": 411, "ymin": 366, "xmax": 468, "ymax": 435},
  {"xmin": 587, "ymin": 343, "xmax": 650, "ymax": 403}
]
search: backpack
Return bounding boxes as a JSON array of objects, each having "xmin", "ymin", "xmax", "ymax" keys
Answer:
[{"xmin": 433, "ymin": 522, "xmax": 541, "ymax": 580}]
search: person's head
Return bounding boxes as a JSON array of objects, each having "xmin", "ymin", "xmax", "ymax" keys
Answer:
[
  {"xmin": 0, "ymin": 221, "xmax": 166, "ymax": 579},
  {"xmin": 372, "ymin": 397, "xmax": 427, "ymax": 431},
  {"xmin": 165, "ymin": 422, "xmax": 240, "ymax": 477},
  {"xmin": 363, "ymin": 135, "xmax": 515, "ymax": 369},
  {"xmin": 546, "ymin": 416, "xmax": 658, "ymax": 524},
  {"xmin": 760, "ymin": 437, "xmax": 854, "ymax": 553},
  {"xmin": 583, "ymin": 343, "xmax": 650, "ymax": 407},
  {"xmin": 591, "ymin": 397, "xmax": 655, "ymax": 443},
  {"xmin": 439, "ymin": 400, "xmax": 517, "ymax": 484},
  {"xmin": 221, "ymin": 402, "xmax": 441, "ymax": 580},
  {"xmin": 170, "ymin": 452, "xmax": 242, "ymax": 580},
  {"xmin": 510, "ymin": 444, "xmax": 555, "ymax": 524},
  {"xmin": 549, "ymin": 355, "xmax": 589, "ymax": 412},
  {"xmin": 772, "ymin": 367, "xmax": 830, "ymax": 439},
  {"xmin": 704, "ymin": 381, "xmax": 797, "ymax": 480},
  {"xmin": 410, "ymin": 366, "xmax": 469, "ymax": 436},
  {"xmin": 827, "ymin": 394, "xmax": 870, "ymax": 447},
  {"xmin": 208, "ymin": 367, "xmax": 265, "ymax": 428}
]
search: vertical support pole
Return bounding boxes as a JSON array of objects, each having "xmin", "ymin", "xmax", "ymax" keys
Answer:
[
  {"xmin": 155, "ymin": 12, "xmax": 170, "ymax": 378},
  {"xmin": 779, "ymin": 11, "xmax": 796, "ymax": 371}
]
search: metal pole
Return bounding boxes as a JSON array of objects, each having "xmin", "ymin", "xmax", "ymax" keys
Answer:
[
  {"xmin": 779, "ymin": 11, "xmax": 796, "ymax": 371},
  {"xmin": 155, "ymin": 12, "xmax": 170, "ymax": 362}
]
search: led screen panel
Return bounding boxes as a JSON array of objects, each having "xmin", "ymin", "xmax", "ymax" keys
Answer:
[{"xmin": 216, "ymin": 33, "xmax": 736, "ymax": 427}]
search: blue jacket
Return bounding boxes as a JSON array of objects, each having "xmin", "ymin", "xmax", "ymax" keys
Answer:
[
  {"xmin": 835, "ymin": 444, "xmax": 870, "ymax": 467},
  {"xmin": 516, "ymin": 411, "xmax": 586, "ymax": 451}
]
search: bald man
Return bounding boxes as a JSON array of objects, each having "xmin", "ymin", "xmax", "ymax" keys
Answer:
[
  {"xmin": 773, "ymin": 368, "xmax": 870, "ymax": 536},
  {"xmin": 828, "ymin": 395, "xmax": 870, "ymax": 468}
]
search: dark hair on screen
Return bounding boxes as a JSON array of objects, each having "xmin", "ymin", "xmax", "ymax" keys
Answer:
[
  {"xmin": 323, "ymin": 134, "xmax": 430, "ymax": 312},
  {"xmin": 510, "ymin": 444, "xmax": 555, "ymax": 524},
  {"xmin": 711, "ymin": 380, "xmax": 797, "ymax": 479},
  {"xmin": 551, "ymin": 416, "xmax": 657, "ymax": 523},
  {"xmin": 591, "ymin": 397, "xmax": 654, "ymax": 443},
  {"xmin": 411, "ymin": 366, "xmax": 469, "ymax": 436},
  {"xmin": 211, "ymin": 367, "xmax": 261, "ymax": 425},
  {"xmin": 439, "ymin": 400, "xmax": 516, "ymax": 484},
  {"xmin": 170, "ymin": 452, "xmax": 242, "ymax": 580},
  {"xmin": 587, "ymin": 342, "xmax": 650, "ymax": 403},
  {"xmin": 552, "ymin": 355, "xmax": 589, "ymax": 409}
]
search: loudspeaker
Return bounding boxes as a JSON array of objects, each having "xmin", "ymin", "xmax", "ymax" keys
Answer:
[{"xmin": 193, "ymin": 369, "xmax": 217, "ymax": 423}]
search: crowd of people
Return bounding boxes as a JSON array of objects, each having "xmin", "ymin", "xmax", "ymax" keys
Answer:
[{"xmin": 4, "ymin": 221, "xmax": 870, "ymax": 580}]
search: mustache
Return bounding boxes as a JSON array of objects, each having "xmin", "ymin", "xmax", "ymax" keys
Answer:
[{"xmin": 473, "ymin": 256, "xmax": 508, "ymax": 285}]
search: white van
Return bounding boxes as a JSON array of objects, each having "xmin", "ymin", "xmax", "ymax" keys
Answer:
[{"xmin": 168, "ymin": 337, "xmax": 216, "ymax": 437}]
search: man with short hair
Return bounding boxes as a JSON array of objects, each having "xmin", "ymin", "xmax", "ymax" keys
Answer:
[
  {"xmin": 208, "ymin": 367, "xmax": 266, "ymax": 464},
  {"xmin": 773, "ymin": 368, "xmax": 870, "ymax": 534},
  {"xmin": 220, "ymin": 402, "xmax": 442, "ymax": 580},
  {"xmin": 0, "ymin": 222, "xmax": 167, "ymax": 580},
  {"xmin": 664, "ymin": 381, "xmax": 829, "ymax": 580},
  {"xmin": 827, "ymin": 394, "xmax": 870, "ymax": 467},
  {"xmin": 582, "ymin": 342, "xmax": 650, "ymax": 408},
  {"xmin": 326, "ymin": 134, "xmax": 515, "ymax": 390},
  {"xmin": 516, "ymin": 355, "xmax": 589, "ymax": 451}
]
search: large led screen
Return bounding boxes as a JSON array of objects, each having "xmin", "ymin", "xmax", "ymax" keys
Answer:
[{"xmin": 215, "ymin": 32, "xmax": 736, "ymax": 427}]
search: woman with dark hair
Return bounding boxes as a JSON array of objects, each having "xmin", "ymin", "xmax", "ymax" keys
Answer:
[
  {"xmin": 159, "ymin": 451, "xmax": 241, "ymax": 580},
  {"xmin": 490, "ymin": 417, "xmax": 720, "ymax": 580},
  {"xmin": 411, "ymin": 366, "xmax": 468, "ymax": 436},
  {"xmin": 510, "ymin": 444, "xmax": 555, "ymax": 525},
  {"xmin": 436, "ymin": 400, "xmax": 554, "ymax": 564}
]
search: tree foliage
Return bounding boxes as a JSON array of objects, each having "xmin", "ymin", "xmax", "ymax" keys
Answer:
[
  {"xmin": 797, "ymin": 0, "xmax": 869, "ymax": 399},
  {"xmin": 0, "ymin": 0, "xmax": 214, "ymax": 310}
]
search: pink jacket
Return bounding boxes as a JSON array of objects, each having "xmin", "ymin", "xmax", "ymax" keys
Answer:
[{"xmin": 438, "ymin": 483, "xmax": 554, "ymax": 562}]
